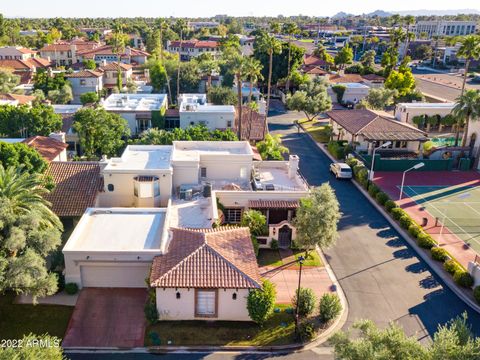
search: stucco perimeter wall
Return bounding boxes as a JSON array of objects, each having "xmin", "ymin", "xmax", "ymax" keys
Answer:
[{"xmin": 155, "ymin": 288, "xmax": 251, "ymax": 321}]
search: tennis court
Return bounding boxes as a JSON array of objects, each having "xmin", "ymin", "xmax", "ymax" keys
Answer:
[{"xmin": 401, "ymin": 185, "xmax": 480, "ymax": 253}]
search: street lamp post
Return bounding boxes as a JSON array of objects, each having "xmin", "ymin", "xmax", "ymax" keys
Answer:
[
  {"xmin": 369, "ymin": 141, "xmax": 392, "ymax": 182},
  {"xmin": 294, "ymin": 255, "xmax": 305, "ymax": 337},
  {"xmin": 399, "ymin": 162, "xmax": 425, "ymax": 200}
]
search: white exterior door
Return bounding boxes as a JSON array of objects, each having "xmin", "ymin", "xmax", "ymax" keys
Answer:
[
  {"xmin": 195, "ymin": 290, "xmax": 217, "ymax": 317},
  {"xmin": 80, "ymin": 263, "xmax": 150, "ymax": 288}
]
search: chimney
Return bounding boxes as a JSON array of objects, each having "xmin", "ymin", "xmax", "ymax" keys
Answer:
[
  {"xmin": 288, "ymin": 155, "xmax": 299, "ymax": 179},
  {"xmin": 49, "ymin": 132, "xmax": 66, "ymax": 143},
  {"xmin": 99, "ymin": 155, "xmax": 109, "ymax": 171}
]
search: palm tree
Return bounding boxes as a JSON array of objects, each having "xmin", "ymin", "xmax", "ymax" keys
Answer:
[
  {"xmin": 229, "ymin": 53, "xmax": 246, "ymax": 139},
  {"xmin": 452, "ymin": 90, "xmax": 480, "ymax": 147},
  {"xmin": 402, "ymin": 15, "xmax": 416, "ymax": 59},
  {"xmin": 111, "ymin": 22, "xmax": 127, "ymax": 92},
  {"xmin": 174, "ymin": 19, "xmax": 187, "ymax": 104},
  {"xmin": 197, "ymin": 53, "xmax": 219, "ymax": 93},
  {"xmin": 282, "ymin": 22, "xmax": 299, "ymax": 93},
  {"xmin": 457, "ymin": 35, "xmax": 480, "ymax": 96},
  {"xmin": 256, "ymin": 33, "xmax": 282, "ymax": 116},
  {"xmin": 243, "ymin": 57, "xmax": 263, "ymax": 104},
  {"xmin": 0, "ymin": 165, "xmax": 61, "ymax": 229},
  {"xmin": 156, "ymin": 19, "xmax": 169, "ymax": 63}
]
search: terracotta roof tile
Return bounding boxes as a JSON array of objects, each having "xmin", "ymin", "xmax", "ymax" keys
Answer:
[
  {"xmin": 45, "ymin": 162, "xmax": 103, "ymax": 217},
  {"xmin": 169, "ymin": 40, "xmax": 220, "ymax": 49},
  {"xmin": 150, "ymin": 227, "xmax": 261, "ymax": 289},
  {"xmin": 66, "ymin": 69, "xmax": 103, "ymax": 78},
  {"xmin": 362, "ymin": 74, "xmax": 385, "ymax": 82},
  {"xmin": 0, "ymin": 93, "xmax": 35, "ymax": 105},
  {"xmin": 303, "ymin": 54, "xmax": 331, "ymax": 67},
  {"xmin": 236, "ymin": 106, "xmax": 266, "ymax": 141},
  {"xmin": 22, "ymin": 136, "xmax": 68, "ymax": 162},
  {"xmin": 329, "ymin": 73, "xmax": 365, "ymax": 83},
  {"xmin": 99, "ymin": 62, "xmax": 133, "ymax": 71},
  {"xmin": 248, "ymin": 199, "xmax": 299, "ymax": 209}
]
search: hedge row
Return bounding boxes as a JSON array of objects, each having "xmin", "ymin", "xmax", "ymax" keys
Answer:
[{"xmin": 348, "ymin": 156, "xmax": 478, "ymax": 301}]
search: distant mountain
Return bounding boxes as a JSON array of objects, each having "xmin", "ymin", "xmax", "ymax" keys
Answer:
[
  {"xmin": 366, "ymin": 10, "xmax": 392, "ymax": 18},
  {"xmin": 332, "ymin": 12, "xmax": 354, "ymax": 19},
  {"xmin": 391, "ymin": 9, "xmax": 480, "ymax": 16}
]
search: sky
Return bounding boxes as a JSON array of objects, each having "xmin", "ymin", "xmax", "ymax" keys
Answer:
[{"xmin": 1, "ymin": 0, "xmax": 480, "ymax": 18}]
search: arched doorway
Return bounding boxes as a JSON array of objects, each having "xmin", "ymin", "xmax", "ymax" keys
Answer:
[{"xmin": 278, "ymin": 225, "xmax": 292, "ymax": 248}]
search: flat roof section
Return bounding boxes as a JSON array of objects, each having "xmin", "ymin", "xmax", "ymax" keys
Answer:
[
  {"xmin": 104, "ymin": 145, "xmax": 173, "ymax": 172},
  {"xmin": 63, "ymin": 208, "xmax": 166, "ymax": 252},
  {"xmin": 397, "ymin": 102, "xmax": 455, "ymax": 109},
  {"xmin": 102, "ymin": 93, "xmax": 167, "ymax": 112},
  {"xmin": 172, "ymin": 141, "xmax": 253, "ymax": 161}
]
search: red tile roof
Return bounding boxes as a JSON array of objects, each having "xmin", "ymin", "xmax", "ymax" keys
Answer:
[
  {"xmin": 66, "ymin": 69, "xmax": 103, "ymax": 78},
  {"xmin": 22, "ymin": 136, "xmax": 68, "ymax": 162},
  {"xmin": 78, "ymin": 45, "xmax": 149, "ymax": 58},
  {"xmin": 0, "ymin": 93, "xmax": 36, "ymax": 105},
  {"xmin": 150, "ymin": 227, "xmax": 261, "ymax": 289},
  {"xmin": 362, "ymin": 74, "xmax": 385, "ymax": 82},
  {"xmin": 0, "ymin": 58, "xmax": 50, "ymax": 71},
  {"xmin": 169, "ymin": 40, "xmax": 220, "ymax": 49},
  {"xmin": 40, "ymin": 40, "xmax": 99, "ymax": 53},
  {"xmin": 329, "ymin": 73, "xmax": 365, "ymax": 83},
  {"xmin": 165, "ymin": 108, "xmax": 179, "ymax": 117},
  {"xmin": 248, "ymin": 199, "xmax": 300, "ymax": 209},
  {"xmin": 303, "ymin": 65, "xmax": 328, "ymax": 75},
  {"xmin": 236, "ymin": 106, "xmax": 266, "ymax": 141},
  {"xmin": 45, "ymin": 162, "xmax": 103, "ymax": 217},
  {"xmin": 99, "ymin": 62, "xmax": 133, "ymax": 71},
  {"xmin": 303, "ymin": 54, "xmax": 331, "ymax": 67}
]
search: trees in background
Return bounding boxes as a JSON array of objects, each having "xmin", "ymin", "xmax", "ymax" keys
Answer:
[
  {"xmin": 147, "ymin": 59, "xmax": 168, "ymax": 93},
  {"xmin": 412, "ymin": 44, "xmax": 433, "ymax": 60},
  {"xmin": 0, "ymin": 68, "xmax": 20, "ymax": 94},
  {"xmin": 313, "ymin": 43, "xmax": 334, "ymax": 66},
  {"xmin": 334, "ymin": 45, "xmax": 353, "ymax": 70},
  {"xmin": 457, "ymin": 35, "xmax": 480, "ymax": 95},
  {"xmin": 286, "ymin": 77, "xmax": 332, "ymax": 121},
  {"xmin": 196, "ymin": 53, "xmax": 219, "ymax": 93},
  {"xmin": 0, "ymin": 142, "xmax": 47, "ymax": 174},
  {"xmin": 82, "ymin": 59, "xmax": 97, "ymax": 70},
  {"xmin": 73, "ymin": 108, "xmax": 130, "ymax": 159},
  {"xmin": 282, "ymin": 22, "xmax": 299, "ymax": 92},
  {"xmin": 0, "ymin": 165, "xmax": 62, "ymax": 299},
  {"xmin": 79, "ymin": 92, "xmax": 99, "ymax": 105},
  {"xmin": 0, "ymin": 104, "xmax": 62, "ymax": 138},
  {"xmin": 452, "ymin": 89, "xmax": 480, "ymax": 146},
  {"xmin": 135, "ymin": 125, "xmax": 238, "ymax": 145},
  {"xmin": 47, "ymin": 84, "xmax": 73, "ymax": 104},
  {"xmin": 207, "ymin": 86, "xmax": 238, "ymax": 105},
  {"xmin": 385, "ymin": 58, "xmax": 416, "ymax": 97},
  {"xmin": 0, "ymin": 334, "xmax": 63, "ymax": 359},
  {"xmin": 33, "ymin": 70, "xmax": 68, "ymax": 95},
  {"xmin": 256, "ymin": 134, "xmax": 289, "ymax": 160},
  {"xmin": 358, "ymin": 88, "xmax": 398, "ymax": 110},
  {"xmin": 360, "ymin": 49, "xmax": 376, "ymax": 70},
  {"xmin": 294, "ymin": 184, "xmax": 341, "ymax": 256}
]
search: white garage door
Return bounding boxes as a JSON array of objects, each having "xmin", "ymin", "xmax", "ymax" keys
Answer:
[{"xmin": 80, "ymin": 263, "xmax": 150, "ymax": 288}]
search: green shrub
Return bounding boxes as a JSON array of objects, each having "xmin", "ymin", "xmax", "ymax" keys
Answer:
[
  {"xmin": 453, "ymin": 270, "xmax": 474, "ymax": 288},
  {"xmin": 408, "ymin": 224, "xmax": 422, "ymax": 238},
  {"xmin": 391, "ymin": 208, "xmax": 406, "ymax": 221},
  {"xmin": 444, "ymin": 259, "xmax": 461, "ymax": 275},
  {"xmin": 319, "ymin": 293, "xmax": 342, "ymax": 323},
  {"xmin": 384, "ymin": 200, "xmax": 398, "ymax": 213},
  {"xmin": 144, "ymin": 301, "xmax": 159, "ymax": 325},
  {"xmin": 64, "ymin": 283, "xmax": 78, "ymax": 295},
  {"xmin": 270, "ymin": 239, "xmax": 279, "ymax": 250},
  {"xmin": 327, "ymin": 141, "xmax": 346, "ymax": 160},
  {"xmin": 345, "ymin": 157, "xmax": 359, "ymax": 168},
  {"xmin": 292, "ymin": 287, "xmax": 317, "ymax": 318},
  {"xmin": 353, "ymin": 164, "xmax": 366, "ymax": 177},
  {"xmin": 251, "ymin": 235, "xmax": 259, "ymax": 257},
  {"xmin": 359, "ymin": 177, "xmax": 369, "ymax": 188},
  {"xmin": 356, "ymin": 168, "xmax": 369, "ymax": 182},
  {"xmin": 368, "ymin": 183, "xmax": 380, "ymax": 197},
  {"xmin": 474, "ymin": 286, "xmax": 480, "ymax": 304},
  {"xmin": 417, "ymin": 233, "xmax": 436, "ymax": 249},
  {"xmin": 431, "ymin": 247, "xmax": 449, "ymax": 262},
  {"xmin": 298, "ymin": 321, "xmax": 317, "ymax": 342},
  {"xmin": 247, "ymin": 280, "xmax": 277, "ymax": 325},
  {"xmin": 375, "ymin": 192, "xmax": 389, "ymax": 206},
  {"xmin": 399, "ymin": 215, "xmax": 413, "ymax": 229}
]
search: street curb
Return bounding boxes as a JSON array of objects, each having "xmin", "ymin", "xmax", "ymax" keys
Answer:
[{"xmin": 299, "ymin": 126, "xmax": 480, "ymax": 315}]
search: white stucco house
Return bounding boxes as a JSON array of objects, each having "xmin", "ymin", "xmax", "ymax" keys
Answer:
[
  {"xmin": 394, "ymin": 102, "xmax": 456, "ymax": 125},
  {"xmin": 328, "ymin": 82, "xmax": 370, "ymax": 105},
  {"xmin": 178, "ymin": 94, "xmax": 235, "ymax": 131}
]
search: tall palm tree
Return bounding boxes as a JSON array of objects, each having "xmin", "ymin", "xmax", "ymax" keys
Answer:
[
  {"xmin": 174, "ymin": 19, "xmax": 187, "ymax": 104},
  {"xmin": 402, "ymin": 15, "xmax": 416, "ymax": 59},
  {"xmin": 282, "ymin": 22, "xmax": 299, "ymax": 93},
  {"xmin": 243, "ymin": 57, "xmax": 263, "ymax": 104},
  {"xmin": 256, "ymin": 33, "xmax": 282, "ymax": 116},
  {"xmin": 156, "ymin": 19, "xmax": 169, "ymax": 63},
  {"xmin": 111, "ymin": 22, "xmax": 127, "ymax": 92},
  {"xmin": 229, "ymin": 53, "xmax": 246, "ymax": 139},
  {"xmin": 197, "ymin": 53, "xmax": 219, "ymax": 93},
  {"xmin": 452, "ymin": 90, "xmax": 480, "ymax": 147},
  {"xmin": 0, "ymin": 165, "xmax": 60, "ymax": 229},
  {"xmin": 457, "ymin": 35, "xmax": 480, "ymax": 96}
]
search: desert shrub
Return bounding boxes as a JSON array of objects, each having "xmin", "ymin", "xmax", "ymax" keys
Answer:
[
  {"xmin": 319, "ymin": 293, "xmax": 342, "ymax": 323},
  {"xmin": 368, "ymin": 183, "xmax": 380, "ymax": 197},
  {"xmin": 270, "ymin": 239, "xmax": 279, "ymax": 250},
  {"xmin": 353, "ymin": 164, "xmax": 366, "ymax": 177},
  {"xmin": 408, "ymin": 224, "xmax": 422, "ymax": 238},
  {"xmin": 384, "ymin": 200, "xmax": 398, "ymax": 213},
  {"xmin": 474, "ymin": 286, "xmax": 480, "ymax": 304},
  {"xmin": 417, "ymin": 233, "xmax": 436, "ymax": 249},
  {"xmin": 292, "ymin": 287, "xmax": 317, "ymax": 317},
  {"xmin": 444, "ymin": 259, "xmax": 462, "ymax": 275},
  {"xmin": 399, "ymin": 215, "xmax": 413, "ymax": 229},
  {"xmin": 431, "ymin": 247, "xmax": 449, "ymax": 262},
  {"xmin": 375, "ymin": 192, "xmax": 390, "ymax": 205},
  {"xmin": 391, "ymin": 207, "xmax": 406, "ymax": 221},
  {"xmin": 298, "ymin": 321, "xmax": 317, "ymax": 342},
  {"xmin": 64, "ymin": 283, "xmax": 78, "ymax": 295},
  {"xmin": 453, "ymin": 270, "xmax": 474, "ymax": 288}
]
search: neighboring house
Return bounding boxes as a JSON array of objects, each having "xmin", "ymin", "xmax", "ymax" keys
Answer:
[
  {"xmin": 77, "ymin": 45, "xmax": 149, "ymax": 65},
  {"xmin": 150, "ymin": 227, "xmax": 260, "ymax": 321},
  {"xmin": 0, "ymin": 93, "xmax": 36, "ymax": 106},
  {"xmin": 98, "ymin": 62, "xmax": 133, "ymax": 89},
  {"xmin": 53, "ymin": 104, "xmax": 83, "ymax": 156},
  {"xmin": 327, "ymin": 109, "xmax": 428, "ymax": 153},
  {"xmin": 361, "ymin": 74, "xmax": 385, "ymax": 88},
  {"xmin": 44, "ymin": 161, "xmax": 103, "ymax": 221},
  {"xmin": 0, "ymin": 46, "xmax": 36, "ymax": 60},
  {"xmin": 39, "ymin": 40, "xmax": 100, "ymax": 66},
  {"xmin": 327, "ymin": 82, "xmax": 370, "ymax": 105},
  {"xmin": 0, "ymin": 57, "xmax": 51, "ymax": 84},
  {"xmin": 178, "ymin": 93, "xmax": 235, "ymax": 131},
  {"xmin": 62, "ymin": 140, "xmax": 309, "ymax": 315},
  {"xmin": 65, "ymin": 70, "xmax": 103, "ymax": 104},
  {"xmin": 166, "ymin": 40, "xmax": 221, "ymax": 61},
  {"xmin": 188, "ymin": 21, "xmax": 220, "ymax": 31},
  {"xmin": 302, "ymin": 54, "xmax": 332, "ymax": 71},
  {"xmin": 101, "ymin": 93, "xmax": 168, "ymax": 135},
  {"xmin": 22, "ymin": 133, "xmax": 68, "ymax": 162},
  {"xmin": 414, "ymin": 20, "xmax": 477, "ymax": 38},
  {"xmin": 394, "ymin": 102, "xmax": 455, "ymax": 126}
]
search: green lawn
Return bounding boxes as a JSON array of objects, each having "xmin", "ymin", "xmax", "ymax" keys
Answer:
[
  {"xmin": 299, "ymin": 120, "xmax": 331, "ymax": 143},
  {"xmin": 145, "ymin": 304, "xmax": 296, "ymax": 346},
  {"xmin": 292, "ymin": 250, "xmax": 323, "ymax": 267},
  {"xmin": 0, "ymin": 292, "xmax": 73, "ymax": 340},
  {"xmin": 257, "ymin": 249, "xmax": 283, "ymax": 267}
]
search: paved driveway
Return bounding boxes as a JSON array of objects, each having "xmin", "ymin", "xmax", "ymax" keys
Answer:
[
  {"xmin": 63, "ymin": 288, "xmax": 148, "ymax": 348},
  {"xmin": 269, "ymin": 112, "xmax": 480, "ymax": 340}
]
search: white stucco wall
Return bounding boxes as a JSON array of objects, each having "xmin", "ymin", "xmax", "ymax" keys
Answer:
[
  {"xmin": 394, "ymin": 103, "xmax": 455, "ymax": 124},
  {"xmin": 179, "ymin": 110, "xmax": 235, "ymax": 131}
]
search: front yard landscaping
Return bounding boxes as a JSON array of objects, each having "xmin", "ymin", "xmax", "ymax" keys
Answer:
[
  {"xmin": 258, "ymin": 249, "xmax": 323, "ymax": 268},
  {"xmin": 258, "ymin": 249, "xmax": 283, "ymax": 267},
  {"xmin": 0, "ymin": 292, "xmax": 73, "ymax": 340},
  {"xmin": 145, "ymin": 304, "xmax": 295, "ymax": 346},
  {"xmin": 292, "ymin": 250, "xmax": 323, "ymax": 267},
  {"xmin": 299, "ymin": 119, "xmax": 331, "ymax": 143}
]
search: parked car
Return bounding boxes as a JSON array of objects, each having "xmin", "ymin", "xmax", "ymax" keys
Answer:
[{"xmin": 330, "ymin": 162, "xmax": 353, "ymax": 179}]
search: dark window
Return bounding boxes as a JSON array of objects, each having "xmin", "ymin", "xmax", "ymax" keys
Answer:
[
  {"xmin": 232, "ymin": 293, "xmax": 237, "ymax": 300},
  {"xmin": 107, "ymin": 184, "xmax": 114, "ymax": 192},
  {"xmin": 176, "ymin": 292, "xmax": 181, "ymax": 299},
  {"xmin": 200, "ymin": 167, "xmax": 207, "ymax": 178},
  {"xmin": 165, "ymin": 118, "xmax": 180, "ymax": 129},
  {"xmin": 225, "ymin": 208, "xmax": 242, "ymax": 223}
]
